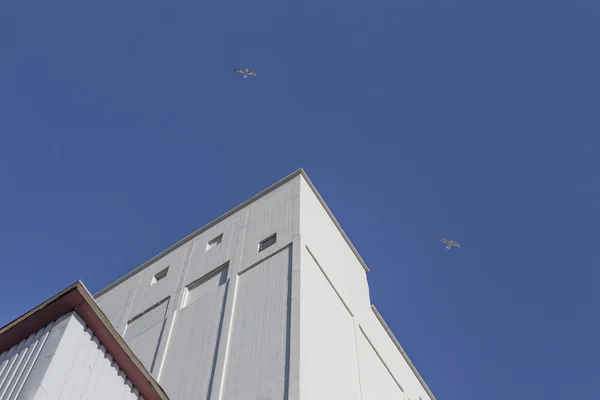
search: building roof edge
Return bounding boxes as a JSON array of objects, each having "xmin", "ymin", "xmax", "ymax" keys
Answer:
[
  {"xmin": 94, "ymin": 168, "xmax": 370, "ymax": 297},
  {"xmin": 371, "ymin": 305, "xmax": 436, "ymax": 400},
  {"xmin": 298, "ymin": 170, "xmax": 370, "ymax": 273}
]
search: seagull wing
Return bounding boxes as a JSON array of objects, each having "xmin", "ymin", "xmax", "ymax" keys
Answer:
[
  {"xmin": 440, "ymin": 238, "xmax": 450, "ymax": 245},
  {"xmin": 247, "ymin": 70, "xmax": 257, "ymax": 76},
  {"xmin": 451, "ymin": 241, "xmax": 462, "ymax": 248},
  {"xmin": 234, "ymin": 68, "xmax": 244, "ymax": 73}
]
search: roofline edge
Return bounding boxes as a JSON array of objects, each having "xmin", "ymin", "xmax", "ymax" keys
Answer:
[
  {"xmin": 76, "ymin": 282, "xmax": 170, "ymax": 399},
  {"xmin": 299, "ymin": 170, "xmax": 370, "ymax": 273},
  {"xmin": 371, "ymin": 305, "xmax": 436, "ymax": 400},
  {"xmin": 95, "ymin": 167, "xmax": 370, "ymax": 298},
  {"xmin": 0, "ymin": 281, "xmax": 80, "ymax": 339}
]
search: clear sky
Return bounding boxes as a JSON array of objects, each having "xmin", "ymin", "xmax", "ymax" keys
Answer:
[{"xmin": 1, "ymin": 0, "xmax": 598, "ymax": 398}]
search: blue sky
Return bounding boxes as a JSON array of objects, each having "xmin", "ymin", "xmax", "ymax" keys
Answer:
[{"xmin": 1, "ymin": 0, "xmax": 598, "ymax": 398}]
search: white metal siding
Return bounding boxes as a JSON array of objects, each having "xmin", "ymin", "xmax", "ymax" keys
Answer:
[
  {"xmin": 0, "ymin": 322, "xmax": 54, "ymax": 400},
  {"xmin": 2, "ymin": 312, "xmax": 144, "ymax": 400}
]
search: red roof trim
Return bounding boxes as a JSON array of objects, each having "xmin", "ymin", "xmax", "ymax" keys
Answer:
[
  {"xmin": 0, "ymin": 281, "xmax": 169, "ymax": 400},
  {"xmin": 0, "ymin": 285, "xmax": 79, "ymax": 354}
]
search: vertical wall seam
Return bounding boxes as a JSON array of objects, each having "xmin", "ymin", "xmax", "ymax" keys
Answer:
[
  {"xmin": 283, "ymin": 242, "xmax": 293, "ymax": 400},
  {"xmin": 352, "ymin": 321, "xmax": 365, "ymax": 400},
  {"xmin": 207, "ymin": 218, "xmax": 242, "ymax": 400},
  {"xmin": 286, "ymin": 238, "xmax": 302, "ymax": 400},
  {"xmin": 121, "ymin": 274, "xmax": 143, "ymax": 335},
  {"xmin": 205, "ymin": 279, "xmax": 231, "ymax": 399},
  {"xmin": 216, "ymin": 275, "xmax": 239, "ymax": 400},
  {"xmin": 155, "ymin": 241, "xmax": 195, "ymax": 382}
]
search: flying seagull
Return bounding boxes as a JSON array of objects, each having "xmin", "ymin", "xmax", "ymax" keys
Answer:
[
  {"xmin": 440, "ymin": 238, "xmax": 462, "ymax": 249},
  {"xmin": 234, "ymin": 68, "xmax": 257, "ymax": 78}
]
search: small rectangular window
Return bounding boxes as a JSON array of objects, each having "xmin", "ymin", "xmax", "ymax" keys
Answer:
[
  {"xmin": 206, "ymin": 234, "xmax": 223, "ymax": 251},
  {"xmin": 151, "ymin": 267, "xmax": 169, "ymax": 285},
  {"xmin": 259, "ymin": 233, "xmax": 277, "ymax": 252}
]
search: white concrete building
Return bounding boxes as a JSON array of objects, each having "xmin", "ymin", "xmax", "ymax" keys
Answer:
[
  {"xmin": 94, "ymin": 169, "xmax": 435, "ymax": 400},
  {"xmin": 0, "ymin": 282, "xmax": 168, "ymax": 400}
]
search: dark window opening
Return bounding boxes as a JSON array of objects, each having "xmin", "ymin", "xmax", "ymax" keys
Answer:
[
  {"xmin": 152, "ymin": 267, "xmax": 169, "ymax": 285},
  {"xmin": 259, "ymin": 233, "xmax": 277, "ymax": 252},
  {"xmin": 206, "ymin": 233, "xmax": 223, "ymax": 251}
]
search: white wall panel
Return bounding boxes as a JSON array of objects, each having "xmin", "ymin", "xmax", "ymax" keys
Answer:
[
  {"xmin": 126, "ymin": 319, "xmax": 165, "ymax": 375},
  {"xmin": 159, "ymin": 264, "xmax": 229, "ymax": 400},
  {"xmin": 300, "ymin": 247, "xmax": 361, "ymax": 400},
  {"xmin": 299, "ymin": 176, "xmax": 434, "ymax": 400},
  {"xmin": 0, "ymin": 321, "xmax": 53, "ymax": 400},
  {"xmin": 10, "ymin": 312, "xmax": 142, "ymax": 400},
  {"xmin": 299, "ymin": 177, "xmax": 370, "ymax": 315},
  {"xmin": 123, "ymin": 297, "xmax": 170, "ymax": 374},
  {"xmin": 220, "ymin": 248, "xmax": 291, "ymax": 400},
  {"xmin": 356, "ymin": 328, "xmax": 405, "ymax": 400},
  {"xmin": 359, "ymin": 311, "xmax": 432, "ymax": 400}
]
